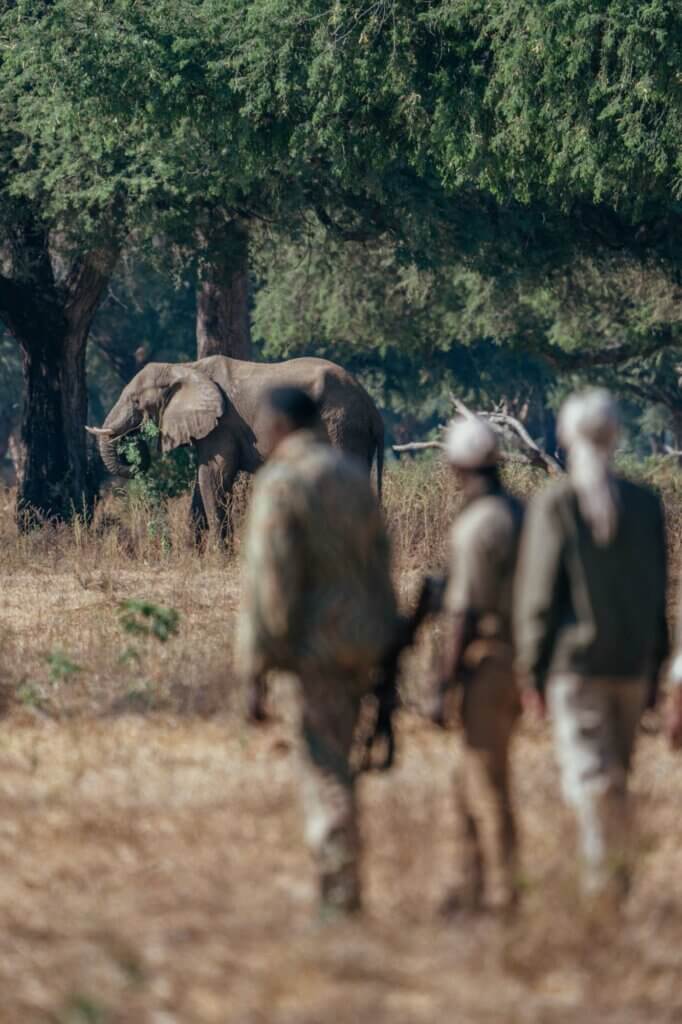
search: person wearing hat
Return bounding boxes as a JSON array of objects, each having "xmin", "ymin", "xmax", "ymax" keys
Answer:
[
  {"xmin": 515, "ymin": 389, "xmax": 669, "ymax": 909},
  {"xmin": 432, "ymin": 414, "xmax": 524, "ymax": 913}
]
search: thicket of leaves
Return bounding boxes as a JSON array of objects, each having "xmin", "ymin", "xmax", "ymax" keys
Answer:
[{"xmin": 2, "ymin": 0, "xmax": 682, "ymax": 475}]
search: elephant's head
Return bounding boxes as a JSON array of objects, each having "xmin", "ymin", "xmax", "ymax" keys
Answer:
[{"xmin": 86, "ymin": 362, "xmax": 225, "ymax": 477}]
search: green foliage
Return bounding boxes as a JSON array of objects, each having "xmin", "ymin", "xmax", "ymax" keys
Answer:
[
  {"xmin": 427, "ymin": 0, "xmax": 682, "ymax": 215},
  {"xmin": 3, "ymin": 0, "xmax": 682, "ymax": 481},
  {"xmin": 116, "ymin": 419, "xmax": 197, "ymax": 541},
  {"xmin": 118, "ymin": 601, "xmax": 180, "ymax": 643},
  {"xmin": 116, "ymin": 434, "xmax": 150, "ymax": 479},
  {"xmin": 137, "ymin": 446, "xmax": 197, "ymax": 502},
  {"xmin": 615, "ymin": 453, "xmax": 682, "ymax": 496},
  {"xmin": 57, "ymin": 994, "xmax": 110, "ymax": 1024},
  {"xmin": 253, "ymin": 221, "xmax": 682, "ymax": 447},
  {"xmin": 17, "ymin": 683, "xmax": 43, "ymax": 708},
  {"xmin": 45, "ymin": 650, "xmax": 82, "ymax": 684}
]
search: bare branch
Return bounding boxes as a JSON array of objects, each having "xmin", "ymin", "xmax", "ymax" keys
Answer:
[
  {"xmin": 451, "ymin": 397, "xmax": 477, "ymax": 421},
  {"xmin": 487, "ymin": 412, "xmax": 564, "ymax": 474},
  {"xmin": 392, "ymin": 441, "xmax": 444, "ymax": 453},
  {"xmin": 450, "ymin": 395, "xmax": 565, "ymax": 476},
  {"xmin": 393, "ymin": 396, "xmax": 565, "ymax": 475},
  {"xmin": 392, "ymin": 437, "xmax": 557, "ymax": 472}
]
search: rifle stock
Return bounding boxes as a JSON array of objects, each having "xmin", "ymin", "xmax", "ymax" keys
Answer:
[{"xmin": 360, "ymin": 574, "xmax": 446, "ymax": 772}]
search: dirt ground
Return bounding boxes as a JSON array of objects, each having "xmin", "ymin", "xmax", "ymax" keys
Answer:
[
  {"xmin": 1, "ymin": 705, "xmax": 682, "ymax": 1023},
  {"xmin": 2, "ymin": 474, "xmax": 682, "ymax": 1022}
]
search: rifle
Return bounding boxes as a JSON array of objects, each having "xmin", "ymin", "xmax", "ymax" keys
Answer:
[{"xmin": 360, "ymin": 574, "xmax": 446, "ymax": 772}]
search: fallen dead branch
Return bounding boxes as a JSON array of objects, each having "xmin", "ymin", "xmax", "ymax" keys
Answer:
[
  {"xmin": 392, "ymin": 398, "xmax": 564, "ymax": 476},
  {"xmin": 392, "ymin": 441, "xmax": 445, "ymax": 453}
]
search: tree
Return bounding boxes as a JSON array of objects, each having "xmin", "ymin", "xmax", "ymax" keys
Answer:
[
  {"xmin": 0, "ymin": 208, "xmax": 117, "ymax": 519},
  {"xmin": 195, "ymin": 220, "xmax": 252, "ymax": 359},
  {"xmin": 0, "ymin": 4, "xmax": 124, "ymax": 520},
  {"xmin": 7, "ymin": 0, "xmax": 682, "ymax": 528},
  {"xmin": 252, "ymin": 229, "xmax": 559, "ymax": 443},
  {"xmin": 253, "ymin": 226, "xmax": 682, "ymax": 451}
]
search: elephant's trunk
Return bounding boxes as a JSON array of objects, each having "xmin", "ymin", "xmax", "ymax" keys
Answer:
[{"xmin": 91, "ymin": 429, "xmax": 150, "ymax": 478}]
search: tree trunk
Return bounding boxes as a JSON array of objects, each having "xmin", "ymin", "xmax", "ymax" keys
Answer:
[
  {"xmin": 19, "ymin": 323, "xmax": 104, "ymax": 522},
  {"xmin": 0, "ymin": 244, "xmax": 116, "ymax": 525},
  {"xmin": 196, "ymin": 222, "xmax": 252, "ymax": 360},
  {"xmin": 19, "ymin": 328, "xmax": 75, "ymax": 521}
]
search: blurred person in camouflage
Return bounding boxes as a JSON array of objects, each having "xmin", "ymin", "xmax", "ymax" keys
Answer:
[
  {"xmin": 515, "ymin": 389, "xmax": 669, "ymax": 911},
  {"xmin": 237, "ymin": 386, "xmax": 397, "ymax": 917},
  {"xmin": 432, "ymin": 415, "xmax": 524, "ymax": 914}
]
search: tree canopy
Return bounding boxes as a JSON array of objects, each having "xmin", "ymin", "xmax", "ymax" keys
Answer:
[{"xmin": 3, "ymin": 0, "xmax": 682, "ymax": 510}]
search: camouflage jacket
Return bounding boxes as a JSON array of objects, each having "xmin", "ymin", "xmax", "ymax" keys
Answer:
[{"xmin": 237, "ymin": 430, "xmax": 396, "ymax": 678}]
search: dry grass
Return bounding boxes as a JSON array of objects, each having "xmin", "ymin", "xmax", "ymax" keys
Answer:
[{"xmin": 1, "ymin": 461, "xmax": 682, "ymax": 1022}]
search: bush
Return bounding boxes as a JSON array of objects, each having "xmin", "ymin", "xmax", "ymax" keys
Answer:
[{"xmin": 118, "ymin": 421, "xmax": 197, "ymax": 546}]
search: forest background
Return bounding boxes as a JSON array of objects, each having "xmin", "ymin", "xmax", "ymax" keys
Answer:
[
  {"xmin": 3, "ymin": 1, "xmax": 682, "ymax": 517},
  {"xmin": 3, "ymin": 6, "xmax": 682, "ymax": 1017}
]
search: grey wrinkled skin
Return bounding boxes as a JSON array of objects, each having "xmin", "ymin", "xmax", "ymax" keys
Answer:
[{"xmin": 91, "ymin": 355, "xmax": 384, "ymax": 542}]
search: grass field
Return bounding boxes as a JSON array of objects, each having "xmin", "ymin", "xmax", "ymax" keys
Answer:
[{"xmin": 2, "ymin": 461, "xmax": 682, "ymax": 1023}]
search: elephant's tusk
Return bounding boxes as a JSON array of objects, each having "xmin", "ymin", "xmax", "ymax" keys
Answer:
[{"xmin": 85, "ymin": 426, "xmax": 113, "ymax": 436}]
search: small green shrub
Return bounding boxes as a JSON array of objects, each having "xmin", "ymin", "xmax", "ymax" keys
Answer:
[
  {"xmin": 45, "ymin": 650, "xmax": 82, "ymax": 684},
  {"xmin": 118, "ymin": 421, "xmax": 197, "ymax": 545},
  {"xmin": 58, "ymin": 994, "xmax": 110, "ymax": 1024},
  {"xmin": 17, "ymin": 683, "xmax": 43, "ymax": 708},
  {"xmin": 118, "ymin": 600, "xmax": 180, "ymax": 643},
  {"xmin": 120, "ymin": 420, "xmax": 197, "ymax": 502}
]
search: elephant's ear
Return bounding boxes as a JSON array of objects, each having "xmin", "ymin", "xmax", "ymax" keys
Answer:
[{"xmin": 160, "ymin": 369, "xmax": 225, "ymax": 451}]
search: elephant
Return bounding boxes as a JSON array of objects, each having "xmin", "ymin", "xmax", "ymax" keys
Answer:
[{"xmin": 87, "ymin": 355, "xmax": 385, "ymax": 541}]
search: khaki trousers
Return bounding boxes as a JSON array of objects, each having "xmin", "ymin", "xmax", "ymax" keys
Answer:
[
  {"xmin": 548, "ymin": 675, "xmax": 647, "ymax": 902},
  {"xmin": 297, "ymin": 670, "xmax": 370, "ymax": 913},
  {"xmin": 454, "ymin": 656, "xmax": 521, "ymax": 909}
]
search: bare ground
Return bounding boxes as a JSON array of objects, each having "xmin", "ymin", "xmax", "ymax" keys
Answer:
[
  {"xmin": 1, "ymin": 707, "xmax": 682, "ymax": 1023},
  {"xmin": 1, "ymin": 471, "xmax": 682, "ymax": 1022}
]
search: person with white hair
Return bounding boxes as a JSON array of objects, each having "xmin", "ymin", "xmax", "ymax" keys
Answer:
[
  {"xmin": 432, "ymin": 414, "xmax": 524, "ymax": 914},
  {"xmin": 515, "ymin": 388, "xmax": 669, "ymax": 910}
]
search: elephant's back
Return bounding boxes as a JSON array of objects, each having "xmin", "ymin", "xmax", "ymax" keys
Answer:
[
  {"xmin": 196, "ymin": 354, "xmax": 367, "ymax": 409},
  {"xmin": 246, "ymin": 356, "xmax": 359, "ymax": 396},
  {"xmin": 257, "ymin": 359, "xmax": 382, "ymax": 463},
  {"xmin": 194, "ymin": 355, "xmax": 381, "ymax": 467}
]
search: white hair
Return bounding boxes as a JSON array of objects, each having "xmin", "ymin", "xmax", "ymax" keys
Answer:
[
  {"xmin": 558, "ymin": 388, "xmax": 621, "ymax": 546},
  {"xmin": 445, "ymin": 415, "xmax": 498, "ymax": 469}
]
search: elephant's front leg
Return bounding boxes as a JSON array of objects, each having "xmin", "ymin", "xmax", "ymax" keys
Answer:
[
  {"xmin": 195, "ymin": 462, "xmax": 227, "ymax": 544},
  {"xmin": 194, "ymin": 427, "xmax": 241, "ymax": 548},
  {"xmin": 196, "ymin": 462, "xmax": 234, "ymax": 547}
]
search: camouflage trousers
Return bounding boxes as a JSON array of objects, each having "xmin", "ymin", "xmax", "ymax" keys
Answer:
[
  {"xmin": 297, "ymin": 669, "xmax": 372, "ymax": 914},
  {"xmin": 548, "ymin": 675, "xmax": 647, "ymax": 905},
  {"xmin": 453, "ymin": 655, "xmax": 521, "ymax": 910}
]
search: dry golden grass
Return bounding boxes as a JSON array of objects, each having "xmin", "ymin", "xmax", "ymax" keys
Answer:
[{"xmin": 0, "ymin": 460, "xmax": 682, "ymax": 1022}]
